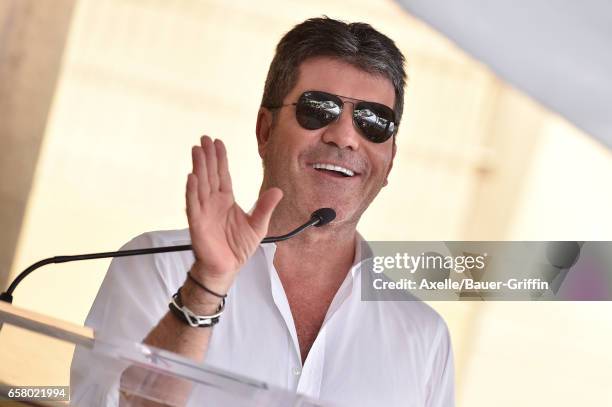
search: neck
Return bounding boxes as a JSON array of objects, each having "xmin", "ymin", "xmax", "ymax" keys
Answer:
[{"xmin": 269, "ymin": 208, "xmax": 358, "ymax": 283}]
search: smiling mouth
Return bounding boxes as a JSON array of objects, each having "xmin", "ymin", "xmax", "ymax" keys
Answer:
[{"xmin": 311, "ymin": 163, "xmax": 357, "ymax": 178}]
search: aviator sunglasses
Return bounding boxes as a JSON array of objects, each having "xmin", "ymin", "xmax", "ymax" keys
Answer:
[{"xmin": 266, "ymin": 90, "xmax": 398, "ymax": 143}]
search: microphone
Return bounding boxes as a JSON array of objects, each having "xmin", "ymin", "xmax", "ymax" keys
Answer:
[
  {"xmin": 262, "ymin": 207, "xmax": 335, "ymax": 243},
  {"xmin": 311, "ymin": 207, "xmax": 336, "ymax": 227},
  {"xmin": 0, "ymin": 208, "xmax": 336, "ymax": 304}
]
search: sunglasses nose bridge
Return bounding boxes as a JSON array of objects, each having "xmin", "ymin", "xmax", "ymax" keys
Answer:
[
  {"xmin": 322, "ymin": 100, "xmax": 363, "ymax": 150},
  {"xmin": 337, "ymin": 100, "xmax": 354, "ymax": 121}
]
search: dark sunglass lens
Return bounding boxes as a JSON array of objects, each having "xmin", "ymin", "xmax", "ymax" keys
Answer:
[
  {"xmin": 296, "ymin": 92, "xmax": 342, "ymax": 130},
  {"xmin": 353, "ymin": 103, "xmax": 396, "ymax": 143}
]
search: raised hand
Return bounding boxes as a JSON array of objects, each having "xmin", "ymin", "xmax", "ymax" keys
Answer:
[{"xmin": 186, "ymin": 136, "xmax": 282, "ymax": 294}]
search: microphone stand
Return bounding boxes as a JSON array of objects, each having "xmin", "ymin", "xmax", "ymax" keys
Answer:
[{"xmin": 0, "ymin": 208, "xmax": 335, "ymax": 304}]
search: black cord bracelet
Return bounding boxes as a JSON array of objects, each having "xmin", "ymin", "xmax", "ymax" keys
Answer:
[{"xmin": 187, "ymin": 271, "xmax": 228, "ymax": 298}]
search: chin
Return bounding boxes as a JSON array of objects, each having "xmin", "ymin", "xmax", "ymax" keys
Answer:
[{"xmin": 299, "ymin": 191, "xmax": 362, "ymax": 224}]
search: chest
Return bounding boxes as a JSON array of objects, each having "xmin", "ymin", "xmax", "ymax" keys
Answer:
[{"xmin": 285, "ymin": 288, "xmax": 337, "ymax": 364}]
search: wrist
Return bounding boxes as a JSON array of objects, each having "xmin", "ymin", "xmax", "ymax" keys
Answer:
[
  {"xmin": 190, "ymin": 261, "xmax": 234, "ymax": 294},
  {"xmin": 168, "ymin": 287, "xmax": 224, "ymax": 328},
  {"xmin": 180, "ymin": 278, "xmax": 224, "ymax": 315}
]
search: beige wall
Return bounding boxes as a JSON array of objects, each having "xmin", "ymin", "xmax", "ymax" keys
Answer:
[
  {"xmin": 1, "ymin": 0, "xmax": 612, "ymax": 405},
  {"xmin": 0, "ymin": 0, "xmax": 76, "ymax": 290}
]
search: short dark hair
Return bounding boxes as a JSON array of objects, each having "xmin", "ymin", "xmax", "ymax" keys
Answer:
[{"xmin": 261, "ymin": 17, "xmax": 407, "ymax": 126}]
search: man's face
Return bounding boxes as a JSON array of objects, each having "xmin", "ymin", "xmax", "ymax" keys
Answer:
[{"xmin": 257, "ymin": 57, "xmax": 397, "ymax": 226}]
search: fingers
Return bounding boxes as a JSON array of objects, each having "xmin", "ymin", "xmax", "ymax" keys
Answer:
[
  {"xmin": 249, "ymin": 187, "xmax": 283, "ymax": 236},
  {"xmin": 202, "ymin": 136, "xmax": 219, "ymax": 191},
  {"xmin": 215, "ymin": 139, "xmax": 233, "ymax": 193},
  {"xmin": 185, "ymin": 173, "xmax": 200, "ymax": 218},
  {"xmin": 192, "ymin": 136, "xmax": 230, "ymax": 203},
  {"xmin": 192, "ymin": 145, "xmax": 209, "ymax": 200}
]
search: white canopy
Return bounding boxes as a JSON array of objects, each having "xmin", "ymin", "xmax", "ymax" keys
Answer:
[{"xmin": 398, "ymin": 0, "xmax": 612, "ymax": 149}]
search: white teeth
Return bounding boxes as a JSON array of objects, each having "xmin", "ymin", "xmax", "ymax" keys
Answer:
[{"xmin": 312, "ymin": 163, "xmax": 355, "ymax": 177}]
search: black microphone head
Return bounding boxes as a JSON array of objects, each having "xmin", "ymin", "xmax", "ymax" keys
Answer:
[{"xmin": 311, "ymin": 208, "xmax": 336, "ymax": 227}]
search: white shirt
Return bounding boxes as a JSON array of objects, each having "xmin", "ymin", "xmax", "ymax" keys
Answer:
[{"xmin": 71, "ymin": 228, "xmax": 454, "ymax": 406}]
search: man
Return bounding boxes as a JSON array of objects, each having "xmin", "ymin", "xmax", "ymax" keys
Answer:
[{"xmin": 71, "ymin": 17, "xmax": 454, "ymax": 406}]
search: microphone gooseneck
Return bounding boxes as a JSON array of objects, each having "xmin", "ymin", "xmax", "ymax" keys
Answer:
[{"xmin": 0, "ymin": 208, "xmax": 336, "ymax": 304}]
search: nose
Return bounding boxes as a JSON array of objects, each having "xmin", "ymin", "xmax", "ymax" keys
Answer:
[{"xmin": 321, "ymin": 102, "xmax": 361, "ymax": 150}]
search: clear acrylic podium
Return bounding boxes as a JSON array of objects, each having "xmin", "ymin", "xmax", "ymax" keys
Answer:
[{"xmin": 0, "ymin": 302, "xmax": 329, "ymax": 406}]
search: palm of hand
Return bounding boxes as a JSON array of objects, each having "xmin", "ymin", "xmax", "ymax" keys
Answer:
[
  {"xmin": 186, "ymin": 136, "xmax": 282, "ymax": 285},
  {"xmin": 190, "ymin": 195, "xmax": 259, "ymax": 277}
]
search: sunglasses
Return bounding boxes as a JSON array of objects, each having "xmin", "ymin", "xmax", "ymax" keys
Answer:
[{"xmin": 267, "ymin": 90, "xmax": 397, "ymax": 143}]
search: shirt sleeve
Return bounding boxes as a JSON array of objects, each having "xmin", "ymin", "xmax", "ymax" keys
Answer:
[
  {"xmin": 424, "ymin": 317, "xmax": 455, "ymax": 407},
  {"xmin": 69, "ymin": 232, "xmax": 183, "ymax": 406}
]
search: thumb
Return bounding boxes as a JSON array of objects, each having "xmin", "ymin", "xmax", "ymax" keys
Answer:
[{"xmin": 248, "ymin": 187, "xmax": 283, "ymax": 236}]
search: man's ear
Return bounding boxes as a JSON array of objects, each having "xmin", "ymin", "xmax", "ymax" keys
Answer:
[
  {"xmin": 383, "ymin": 142, "xmax": 397, "ymax": 187},
  {"xmin": 256, "ymin": 107, "xmax": 274, "ymax": 159}
]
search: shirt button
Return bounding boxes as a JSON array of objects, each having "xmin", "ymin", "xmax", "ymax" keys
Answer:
[{"xmin": 292, "ymin": 367, "xmax": 302, "ymax": 376}]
